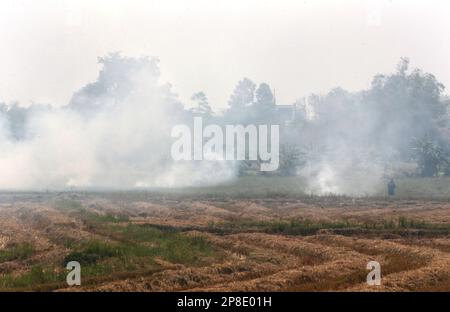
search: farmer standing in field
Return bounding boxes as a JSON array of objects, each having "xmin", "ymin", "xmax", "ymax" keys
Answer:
[{"xmin": 388, "ymin": 178, "xmax": 396, "ymax": 196}]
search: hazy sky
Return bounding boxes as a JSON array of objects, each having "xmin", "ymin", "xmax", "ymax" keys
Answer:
[{"xmin": 0, "ymin": 0, "xmax": 449, "ymax": 109}]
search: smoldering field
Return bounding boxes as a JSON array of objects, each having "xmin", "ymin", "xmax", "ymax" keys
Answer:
[
  {"xmin": 0, "ymin": 51, "xmax": 449, "ymax": 291},
  {"xmin": 1, "ymin": 53, "xmax": 449, "ymax": 195}
]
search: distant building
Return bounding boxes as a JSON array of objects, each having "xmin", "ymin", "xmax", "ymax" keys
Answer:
[{"xmin": 275, "ymin": 104, "xmax": 297, "ymax": 125}]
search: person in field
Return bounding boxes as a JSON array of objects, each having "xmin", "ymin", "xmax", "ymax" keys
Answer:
[{"xmin": 388, "ymin": 178, "xmax": 396, "ymax": 196}]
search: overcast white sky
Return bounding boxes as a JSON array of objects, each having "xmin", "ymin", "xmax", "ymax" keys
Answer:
[{"xmin": 0, "ymin": 0, "xmax": 449, "ymax": 109}]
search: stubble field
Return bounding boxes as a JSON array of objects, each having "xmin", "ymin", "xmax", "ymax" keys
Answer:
[{"xmin": 1, "ymin": 184, "xmax": 450, "ymax": 291}]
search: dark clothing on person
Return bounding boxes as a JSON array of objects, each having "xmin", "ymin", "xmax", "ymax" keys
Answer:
[{"xmin": 388, "ymin": 179, "xmax": 396, "ymax": 196}]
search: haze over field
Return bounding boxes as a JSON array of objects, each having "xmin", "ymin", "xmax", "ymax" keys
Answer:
[{"xmin": 0, "ymin": 0, "xmax": 449, "ymax": 194}]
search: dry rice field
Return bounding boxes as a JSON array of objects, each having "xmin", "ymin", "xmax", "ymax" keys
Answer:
[{"xmin": 0, "ymin": 192, "xmax": 450, "ymax": 291}]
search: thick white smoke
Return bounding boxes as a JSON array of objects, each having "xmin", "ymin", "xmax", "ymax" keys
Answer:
[
  {"xmin": 294, "ymin": 60, "xmax": 449, "ymax": 196},
  {"xmin": 0, "ymin": 54, "xmax": 237, "ymax": 190}
]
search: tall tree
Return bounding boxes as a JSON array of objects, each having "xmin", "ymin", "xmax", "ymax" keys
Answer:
[
  {"xmin": 226, "ymin": 78, "xmax": 256, "ymax": 123},
  {"xmin": 253, "ymin": 83, "xmax": 275, "ymax": 122},
  {"xmin": 365, "ymin": 57, "xmax": 448, "ymax": 157},
  {"xmin": 412, "ymin": 137, "xmax": 448, "ymax": 176},
  {"xmin": 255, "ymin": 83, "xmax": 274, "ymax": 108},
  {"xmin": 191, "ymin": 91, "xmax": 212, "ymax": 117},
  {"xmin": 228, "ymin": 78, "xmax": 256, "ymax": 110}
]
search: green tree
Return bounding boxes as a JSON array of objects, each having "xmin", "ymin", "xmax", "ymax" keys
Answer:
[
  {"xmin": 228, "ymin": 78, "xmax": 256, "ymax": 110},
  {"xmin": 225, "ymin": 78, "xmax": 256, "ymax": 123},
  {"xmin": 277, "ymin": 144, "xmax": 304, "ymax": 176},
  {"xmin": 255, "ymin": 83, "xmax": 274, "ymax": 108},
  {"xmin": 254, "ymin": 83, "xmax": 275, "ymax": 122},
  {"xmin": 412, "ymin": 137, "xmax": 448, "ymax": 176},
  {"xmin": 191, "ymin": 92, "xmax": 212, "ymax": 117},
  {"xmin": 366, "ymin": 58, "xmax": 448, "ymax": 156}
]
